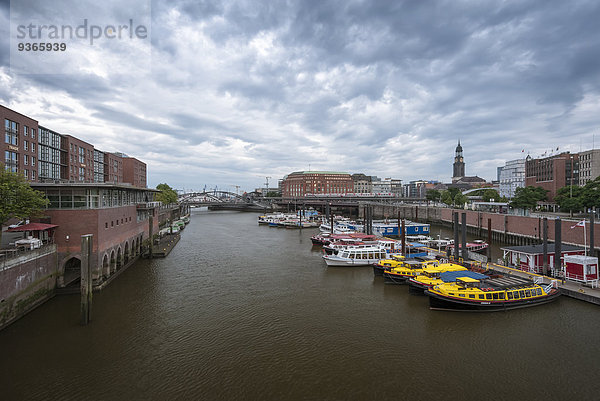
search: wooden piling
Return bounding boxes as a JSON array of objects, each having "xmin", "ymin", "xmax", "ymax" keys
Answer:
[
  {"xmin": 149, "ymin": 214, "xmax": 154, "ymax": 259},
  {"xmin": 543, "ymin": 217, "xmax": 548, "ymax": 276},
  {"xmin": 555, "ymin": 218, "xmax": 562, "ymax": 275},
  {"xmin": 487, "ymin": 218, "xmax": 492, "ymax": 262},
  {"xmin": 461, "ymin": 212, "xmax": 467, "ymax": 260},
  {"xmin": 80, "ymin": 234, "xmax": 93, "ymax": 326}
]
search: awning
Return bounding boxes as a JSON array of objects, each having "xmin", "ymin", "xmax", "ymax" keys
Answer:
[{"xmin": 7, "ymin": 223, "xmax": 59, "ymax": 232}]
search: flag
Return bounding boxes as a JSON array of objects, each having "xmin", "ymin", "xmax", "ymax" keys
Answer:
[
  {"xmin": 571, "ymin": 220, "xmax": 585, "ymax": 229},
  {"xmin": 521, "ymin": 149, "xmax": 524, "ymax": 152}
]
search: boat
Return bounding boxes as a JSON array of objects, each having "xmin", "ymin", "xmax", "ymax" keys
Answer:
[
  {"xmin": 322, "ymin": 245, "xmax": 388, "ymax": 267},
  {"xmin": 446, "ymin": 240, "xmax": 488, "ymax": 255},
  {"xmin": 425, "ymin": 276, "xmax": 561, "ymax": 311},
  {"xmin": 408, "ymin": 266, "xmax": 486, "ymax": 295},
  {"xmin": 382, "ymin": 258, "xmax": 439, "ymax": 284},
  {"xmin": 311, "ymin": 233, "xmax": 377, "ymax": 246}
]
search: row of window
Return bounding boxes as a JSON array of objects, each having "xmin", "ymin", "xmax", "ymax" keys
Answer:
[
  {"xmin": 105, "ymin": 216, "xmax": 133, "ymax": 229},
  {"xmin": 451, "ymin": 287, "xmax": 543, "ymax": 300},
  {"xmin": 4, "ymin": 119, "xmax": 37, "ymax": 146}
]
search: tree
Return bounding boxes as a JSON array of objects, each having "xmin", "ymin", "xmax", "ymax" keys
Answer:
[
  {"xmin": 440, "ymin": 190, "xmax": 453, "ymax": 205},
  {"xmin": 453, "ymin": 193, "xmax": 468, "ymax": 207},
  {"xmin": 155, "ymin": 183, "xmax": 178, "ymax": 204},
  {"xmin": 508, "ymin": 186, "xmax": 548, "ymax": 210},
  {"xmin": 581, "ymin": 177, "xmax": 600, "ymax": 210},
  {"xmin": 0, "ymin": 167, "xmax": 49, "ymax": 244},
  {"xmin": 426, "ymin": 189, "xmax": 441, "ymax": 203},
  {"xmin": 555, "ymin": 185, "xmax": 584, "ymax": 214},
  {"xmin": 481, "ymin": 189, "xmax": 500, "ymax": 203}
]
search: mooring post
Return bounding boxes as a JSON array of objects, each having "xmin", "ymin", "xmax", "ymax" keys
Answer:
[
  {"xmin": 453, "ymin": 211, "xmax": 459, "ymax": 259},
  {"xmin": 80, "ymin": 234, "xmax": 93, "ymax": 326},
  {"xmin": 401, "ymin": 218, "xmax": 406, "ymax": 256},
  {"xmin": 461, "ymin": 212, "xmax": 467, "ymax": 261},
  {"xmin": 415, "ymin": 206, "xmax": 418, "ymax": 222},
  {"xmin": 487, "ymin": 218, "xmax": 492, "ymax": 262},
  {"xmin": 397, "ymin": 211, "xmax": 401, "ymax": 238},
  {"xmin": 555, "ymin": 218, "xmax": 562, "ymax": 279},
  {"xmin": 543, "ymin": 217, "xmax": 548, "ymax": 276},
  {"xmin": 149, "ymin": 214, "xmax": 154, "ymax": 259}
]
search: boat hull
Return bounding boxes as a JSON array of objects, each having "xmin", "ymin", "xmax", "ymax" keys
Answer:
[
  {"xmin": 373, "ymin": 264, "xmax": 385, "ymax": 276},
  {"xmin": 407, "ymin": 280, "xmax": 430, "ymax": 295},
  {"xmin": 382, "ymin": 272, "xmax": 409, "ymax": 284},
  {"xmin": 425, "ymin": 290, "xmax": 561, "ymax": 312}
]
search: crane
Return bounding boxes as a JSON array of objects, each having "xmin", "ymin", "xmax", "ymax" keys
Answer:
[{"xmin": 265, "ymin": 177, "xmax": 272, "ymax": 194}]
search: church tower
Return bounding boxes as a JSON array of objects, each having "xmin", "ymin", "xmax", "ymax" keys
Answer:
[{"xmin": 452, "ymin": 140, "xmax": 465, "ymax": 182}]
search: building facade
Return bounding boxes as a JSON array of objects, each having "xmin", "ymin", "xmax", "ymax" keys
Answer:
[
  {"xmin": 123, "ymin": 156, "xmax": 147, "ymax": 188},
  {"xmin": 2, "ymin": 105, "xmax": 39, "ymax": 181},
  {"xmin": 2, "ymin": 105, "xmax": 147, "ymax": 188},
  {"xmin": 282, "ymin": 171, "xmax": 353, "ymax": 197},
  {"xmin": 499, "ymin": 159, "xmax": 525, "ymax": 199},
  {"xmin": 525, "ymin": 152, "xmax": 579, "ymax": 201},
  {"xmin": 578, "ymin": 149, "xmax": 600, "ymax": 186},
  {"xmin": 351, "ymin": 173, "xmax": 372, "ymax": 193}
]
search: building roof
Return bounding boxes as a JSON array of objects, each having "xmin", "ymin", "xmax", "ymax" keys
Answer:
[
  {"xmin": 457, "ymin": 176, "xmax": 487, "ymax": 183},
  {"xmin": 7, "ymin": 223, "xmax": 58, "ymax": 232},
  {"xmin": 501, "ymin": 243, "xmax": 584, "ymax": 255}
]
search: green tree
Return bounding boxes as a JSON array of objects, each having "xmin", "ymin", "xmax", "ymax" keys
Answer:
[
  {"xmin": 508, "ymin": 186, "xmax": 548, "ymax": 210},
  {"xmin": 440, "ymin": 190, "xmax": 453, "ymax": 205},
  {"xmin": 481, "ymin": 189, "xmax": 500, "ymax": 202},
  {"xmin": 581, "ymin": 177, "xmax": 600, "ymax": 210},
  {"xmin": 0, "ymin": 168, "xmax": 49, "ymax": 244},
  {"xmin": 426, "ymin": 189, "xmax": 441, "ymax": 203},
  {"xmin": 155, "ymin": 183, "xmax": 178, "ymax": 204},
  {"xmin": 453, "ymin": 193, "xmax": 468, "ymax": 207},
  {"xmin": 555, "ymin": 186, "xmax": 584, "ymax": 213}
]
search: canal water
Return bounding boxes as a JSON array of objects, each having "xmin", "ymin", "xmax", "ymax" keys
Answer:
[{"xmin": 1, "ymin": 210, "xmax": 599, "ymax": 400}]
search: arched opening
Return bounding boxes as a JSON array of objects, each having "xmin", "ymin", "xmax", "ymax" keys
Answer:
[
  {"xmin": 102, "ymin": 254, "xmax": 110, "ymax": 278},
  {"xmin": 116, "ymin": 247, "xmax": 122, "ymax": 269},
  {"xmin": 63, "ymin": 257, "xmax": 81, "ymax": 287},
  {"xmin": 110, "ymin": 250, "xmax": 116, "ymax": 273},
  {"xmin": 135, "ymin": 237, "xmax": 139, "ymax": 256},
  {"xmin": 124, "ymin": 241, "xmax": 130, "ymax": 264}
]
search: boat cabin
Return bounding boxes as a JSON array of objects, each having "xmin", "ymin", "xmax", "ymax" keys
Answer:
[{"xmin": 564, "ymin": 255, "xmax": 598, "ymax": 284}]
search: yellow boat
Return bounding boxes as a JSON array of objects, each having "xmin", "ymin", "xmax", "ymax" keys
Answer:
[
  {"xmin": 382, "ymin": 259, "xmax": 439, "ymax": 284},
  {"xmin": 426, "ymin": 276, "xmax": 561, "ymax": 311},
  {"xmin": 372, "ymin": 254, "xmax": 405, "ymax": 276},
  {"xmin": 407, "ymin": 263, "xmax": 470, "ymax": 295}
]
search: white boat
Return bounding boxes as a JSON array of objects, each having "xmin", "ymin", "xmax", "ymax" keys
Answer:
[{"xmin": 322, "ymin": 245, "xmax": 388, "ymax": 266}]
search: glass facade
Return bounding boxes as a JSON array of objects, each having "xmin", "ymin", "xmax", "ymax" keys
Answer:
[{"xmin": 37, "ymin": 185, "xmax": 155, "ymax": 210}]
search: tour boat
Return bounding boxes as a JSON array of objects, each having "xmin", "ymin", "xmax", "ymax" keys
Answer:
[
  {"xmin": 322, "ymin": 245, "xmax": 388, "ymax": 267},
  {"xmin": 425, "ymin": 276, "xmax": 560, "ymax": 311},
  {"xmin": 382, "ymin": 259, "xmax": 440, "ymax": 284},
  {"xmin": 311, "ymin": 233, "xmax": 378, "ymax": 246},
  {"xmin": 408, "ymin": 265, "xmax": 486, "ymax": 295},
  {"xmin": 446, "ymin": 240, "xmax": 488, "ymax": 255}
]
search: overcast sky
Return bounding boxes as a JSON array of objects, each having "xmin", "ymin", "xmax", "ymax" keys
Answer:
[{"xmin": 2, "ymin": 0, "xmax": 600, "ymax": 192}]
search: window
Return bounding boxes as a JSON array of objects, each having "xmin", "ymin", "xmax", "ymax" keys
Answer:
[
  {"xmin": 479, "ymin": 295, "xmax": 484, "ymax": 299},
  {"xmin": 493, "ymin": 293, "xmax": 499, "ymax": 300},
  {"xmin": 519, "ymin": 290, "xmax": 525, "ymax": 298},
  {"xmin": 31, "ymin": 129, "xmax": 35, "ymax": 139},
  {"xmin": 24, "ymin": 169, "xmax": 28, "ymax": 178},
  {"xmin": 24, "ymin": 125, "xmax": 28, "ymax": 136},
  {"xmin": 111, "ymin": 221, "xmax": 114, "ymax": 227},
  {"xmin": 31, "ymin": 157, "xmax": 35, "ymax": 166},
  {"xmin": 24, "ymin": 154, "xmax": 28, "ymax": 165},
  {"xmin": 486, "ymin": 293, "xmax": 492, "ymax": 300},
  {"xmin": 525, "ymin": 290, "xmax": 531, "ymax": 297},
  {"xmin": 507, "ymin": 292, "xmax": 514, "ymax": 300},
  {"xmin": 31, "ymin": 143, "xmax": 35, "ymax": 152},
  {"xmin": 105, "ymin": 222, "xmax": 108, "ymax": 229},
  {"xmin": 513, "ymin": 291, "xmax": 520, "ymax": 299},
  {"xmin": 31, "ymin": 170, "xmax": 35, "ymax": 180},
  {"xmin": 469, "ymin": 294, "xmax": 475, "ymax": 298},
  {"xmin": 536, "ymin": 288, "xmax": 542, "ymax": 296}
]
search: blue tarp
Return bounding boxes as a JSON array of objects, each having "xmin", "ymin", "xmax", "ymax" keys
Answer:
[{"xmin": 440, "ymin": 271, "xmax": 489, "ymax": 282}]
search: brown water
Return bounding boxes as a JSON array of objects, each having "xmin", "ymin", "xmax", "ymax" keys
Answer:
[{"xmin": 1, "ymin": 210, "xmax": 599, "ymax": 400}]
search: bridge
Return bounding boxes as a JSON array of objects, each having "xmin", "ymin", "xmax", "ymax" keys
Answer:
[{"xmin": 178, "ymin": 191, "xmax": 271, "ymax": 210}]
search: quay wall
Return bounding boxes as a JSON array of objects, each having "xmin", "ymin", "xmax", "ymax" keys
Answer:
[
  {"xmin": 360, "ymin": 204, "xmax": 600, "ymax": 250},
  {"xmin": 0, "ymin": 245, "xmax": 58, "ymax": 330}
]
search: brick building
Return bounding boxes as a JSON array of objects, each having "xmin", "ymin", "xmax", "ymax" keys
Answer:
[
  {"xmin": 123, "ymin": 156, "xmax": 147, "ymax": 188},
  {"xmin": 578, "ymin": 149, "xmax": 600, "ymax": 186},
  {"xmin": 525, "ymin": 152, "xmax": 579, "ymax": 201},
  {"xmin": 2, "ymin": 104, "xmax": 146, "ymax": 188},
  {"xmin": 2, "ymin": 105, "xmax": 39, "ymax": 181},
  {"xmin": 282, "ymin": 171, "xmax": 353, "ymax": 197},
  {"xmin": 31, "ymin": 182, "xmax": 159, "ymax": 287}
]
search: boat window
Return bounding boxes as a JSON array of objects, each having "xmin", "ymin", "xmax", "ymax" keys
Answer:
[
  {"xmin": 350, "ymin": 254, "xmax": 355, "ymax": 259},
  {"xmin": 492, "ymin": 293, "xmax": 499, "ymax": 300},
  {"xmin": 469, "ymin": 294, "xmax": 475, "ymax": 299},
  {"xmin": 499, "ymin": 292, "xmax": 505, "ymax": 299},
  {"xmin": 479, "ymin": 295, "xmax": 484, "ymax": 299},
  {"xmin": 507, "ymin": 292, "xmax": 514, "ymax": 300},
  {"xmin": 525, "ymin": 290, "xmax": 531, "ymax": 298},
  {"xmin": 384, "ymin": 263, "xmax": 390, "ymax": 267},
  {"xmin": 519, "ymin": 290, "xmax": 525, "ymax": 298},
  {"xmin": 536, "ymin": 288, "xmax": 542, "ymax": 296},
  {"xmin": 486, "ymin": 293, "xmax": 492, "ymax": 300},
  {"xmin": 513, "ymin": 291, "xmax": 520, "ymax": 300},
  {"xmin": 459, "ymin": 294, "xmax": 465, "ymax": 297}
]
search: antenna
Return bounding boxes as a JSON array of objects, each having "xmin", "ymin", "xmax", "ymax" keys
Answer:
[{"xmin": 265, "ymin": 176, "xmax": 271, "ymax": 192}]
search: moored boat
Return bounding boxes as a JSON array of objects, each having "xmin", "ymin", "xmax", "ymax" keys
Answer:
[
  {"xmin": 408, "ymin": 266, "xmax": 485, "ymax": 295},
  {"xmin": 381, "ymin": 259, "xmax": 439, "ymax": 284},
  {"xmin": 425, "ymin": 276, "xmax": 560, "ymax": 311},
  {"xmin": 322, "ymin": 245, "xmax": 388, "ymax": 267}
]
